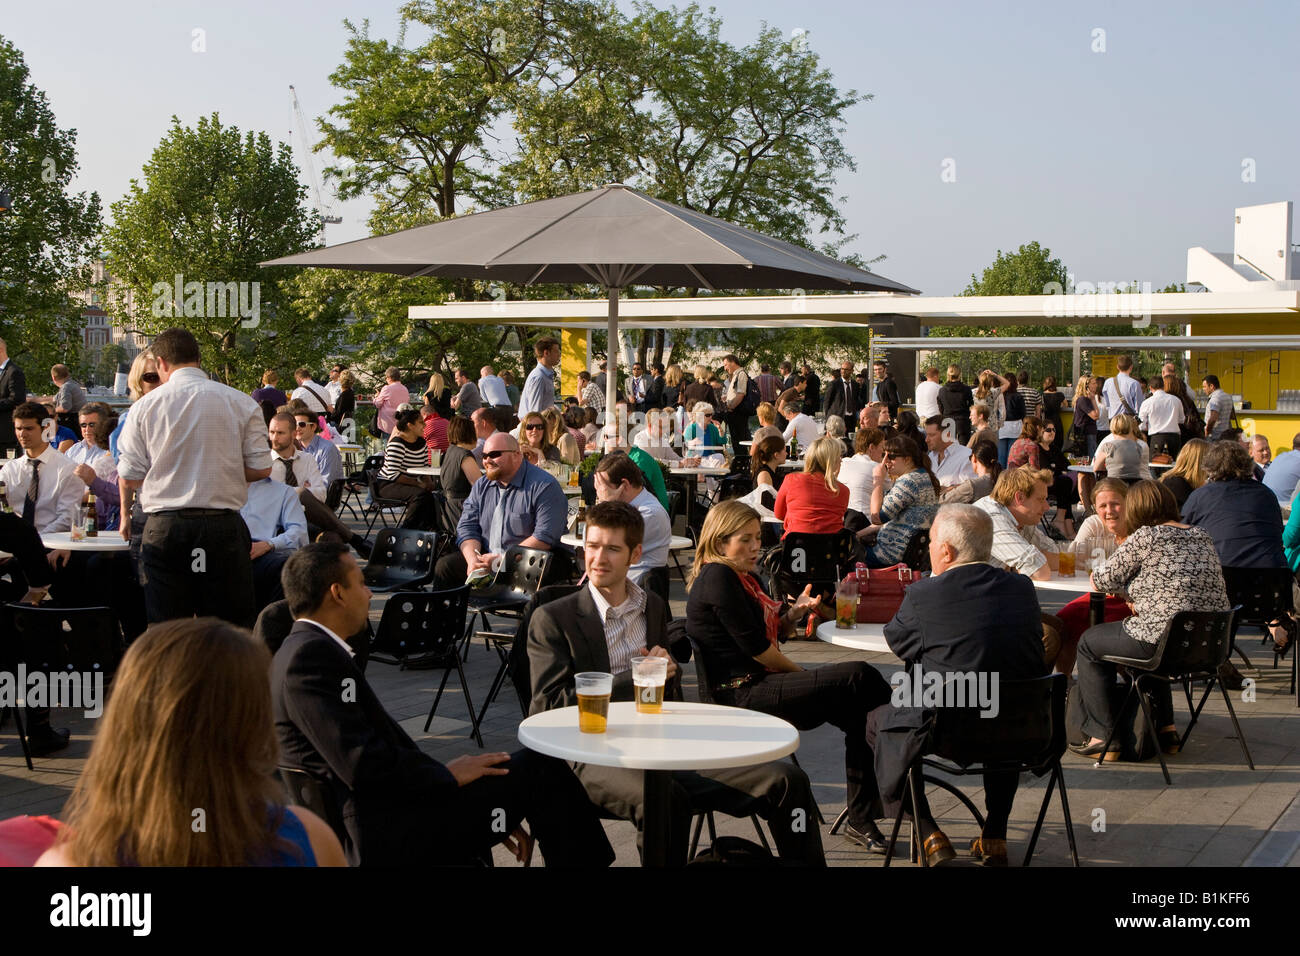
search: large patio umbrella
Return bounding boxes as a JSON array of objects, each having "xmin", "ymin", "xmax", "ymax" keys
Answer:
[{"xmin": 262, "ymin": 183, "xmax": 919, "ymax": 413}]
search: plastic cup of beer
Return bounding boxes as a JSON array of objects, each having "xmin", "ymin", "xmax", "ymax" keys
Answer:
[
  {"xmin": 835, "ymin": 580, "xmax": 859, "ymax": 629},
  {"xmin": 631, "ymin": 656, "xmax": 668, "ymax": 714},
  {"xmin": 1058, "ymin": 543, "xmax": 1075, "ymax": 578},
  {"xmin": 575, "ymin": 672, "xmax": 613, "ymax": 733}
]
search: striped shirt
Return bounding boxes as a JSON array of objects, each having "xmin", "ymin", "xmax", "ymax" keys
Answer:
[
  {"xmin": 588, "ymin": 579, "xmax": 648, "ymax": 676},
  {"xmin": 379, "ymin": 435, "xmax": 429, "ymax": 480}
]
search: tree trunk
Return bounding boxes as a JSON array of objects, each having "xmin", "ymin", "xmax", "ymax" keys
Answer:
[
  {"xmin": 652, "ymin": 329, "xmax": 665, "ymax": 367},
  {"xmin": 637, "ymin": 330, "xmax": 650, "ymax": 367}
]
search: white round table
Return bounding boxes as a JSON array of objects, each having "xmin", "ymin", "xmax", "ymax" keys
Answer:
[
  {"xmin": 41, "ymin": 531, "xmax": 129, "ymax": 552},
  {"xmin": 1032, "ymin": 572, "xmax": 1094, "ymax": 594},
  {"xmin": 407, "ymin": 465, "xmax": 440, "ymax": 476},
  {"xmin": 563, "ymin": 485, "xmax": 584, "ymax": 496},
  {"xmin": 335, "ymin": 443, "xmax": 362, "ymax": 453},
  {"xmin": 669, "ymin": 467, "xmax": 729, "ymax": 477},
  {"xmin": 561, "ymin": 534, "xmax": 691, "ymax": 550},
  {"xmin": 778, "ymin": 460, "xmax": 806, "ymax": 470},
  {"xmin": 1068, "ymin": 463, "xmax": 1170, "ymax": 475},
  {"xmin": 815, "ymin": 620, "xmax": 895, "ymax": 655},
  {"xmin": 518, "ymin": 701, "xmax": 799, "ymax": 866}
]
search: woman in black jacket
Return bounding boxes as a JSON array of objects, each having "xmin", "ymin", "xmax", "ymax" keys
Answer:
[{"xmin": 685, "ymin": 499, "xmax": 894, "ymax": 853}]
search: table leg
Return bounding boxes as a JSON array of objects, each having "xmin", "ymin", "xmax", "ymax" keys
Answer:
[{"xmin": 642, "ymin": 769, "xmax": 677, "ymax": 867}]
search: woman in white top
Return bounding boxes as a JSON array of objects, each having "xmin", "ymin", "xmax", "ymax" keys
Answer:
[
  {"xmin": 839, "ymin": 426, "xmax": 886, "ymax": 532},
  {"xmin": 1093, "ymin": 413, "xmax": 1151, "ymax": 481},
  {"xmin": 995, "ymin": 369, "xmax": 1026, "ymax": 469}
]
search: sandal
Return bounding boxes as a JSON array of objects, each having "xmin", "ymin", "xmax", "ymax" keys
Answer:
[
  {"xmin": 1158, "ymin": 729, "xmax": 1181, "ymax": 755},
  {"xmin": 1270, "ymin": 616, "xmax": 1296, "ymax": 658},
  {"xmin": 970, "ymin": 836, "xmax": 1009, "ymax": 866}
]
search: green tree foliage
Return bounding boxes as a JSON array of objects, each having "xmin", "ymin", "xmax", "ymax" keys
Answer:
[
  {"xmin": 0, "ymin": 35, "xmax": 102, "ymax": 375},
  {"xmin": 102, "ymin": 114, "xmax": 334, "ymax": 389}
]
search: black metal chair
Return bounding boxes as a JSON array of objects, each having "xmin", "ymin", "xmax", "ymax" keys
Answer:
[
  {"xmin": 771, "ymin": 529, "xmax": 856, "ymax": 608},
  {"xmin": 339, "ymin": 454, "xmax": 382, "ymax": 522},
  {"xmin": 365, "ymin": 471, "xmax": 416, "ymax": 535},
  {"xmin": 362, "ymin": 529, "xmax": 439, "ymax": 593},
  {"xmin": 463, "ymin": 546, "xmax": 553, "ymax": 659},
  {"xmin": 253, "ymin": 599, "xmax": 371, "ymax": 671},
  {"xmin": 641, "ymin": 566, "xmax": 671, "ymax": 607},
  {"xmin": 898, "ymin": 527, "xmax": 932, "ymax": 573},
  {"xmin": 1096, "ymin": 608, "xmax": 1247, "ymax": 786},
  {"xmin": 278, "ymin": 766, "xmax": 349, "ymax": 851},
  {"xmin": 507, "ymin": 584, "xmax": 582, "ymax": 715},
  {"xmin": 368, "ymin": 586, "xmax": 481, "ymax": 746},
  {"xmin": 884, "ymin": 673, "xmax": 1079, "ymax": 867},
  {"xmin": 1221, "ymin": 566, "xmax": 1293, "ymax": 673},
  {"xmin": 327, "ymin": 476, "xmax": 359, "ymax": 522},
  {"xmin": 3, "ymin": 603, "xmax": 124, "ymax": 769}
]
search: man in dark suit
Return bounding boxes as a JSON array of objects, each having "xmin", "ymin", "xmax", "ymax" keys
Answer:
[
  {"xmin": 823, "ymin": 364, "xmax": 862, "ymax": 424},
  {"xmin": 870, "ymin": 361, "xmax": 902, "ymax": 420},
  {"xmin": 799, "ymin": 363, "xmax": 821, "ymax": 416},
  {"xmin": 271, "ymin": 542, "xmax": 614, "ymax": 867},
  {"xmin": 0, "ymin": 338, "xmax": 27, "ymax": 452},
  {"xmin": 872, "ymin": 503, "xmax": 1047, "ymax": 866},
  {"xmin": 529, "ymin": 501, "xmax": 826, "ymax": 866}
]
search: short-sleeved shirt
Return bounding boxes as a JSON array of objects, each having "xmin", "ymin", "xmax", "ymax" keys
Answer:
[
  {"xmin": 628, "ymin": 486, "xmax": 672, "ymax": 582},
  {"xmin": 869, "ymin": 469, "xmax": 938, "ymax": 565},
  {"xmin": 773, "ymin": 472, "xmax": 850, "ymax": 536},
  {"xmin": 54, "ymin": 379, "xmax": 86, "ymax": 413},
  {"xmin": 973, "ymin": 497, "xmax": 1053, "ymax": 576},
  {"xmin": 1205, "ymin": 389, "xmax": 1235, "ymax": 438},
  {"xmin": 1262, "ymin": 450, "xmax": 1300, "ymax": 504},
  {"xmin": 373, "ymin": 382, "xmax": 411, "ymax": 434},
  {"xmin": 454, "ymin": 381, "xmax": 482, "ymax": 415},
  {"xmin": 781, "ymin": 414, "xmax": 821, "ymax": 449},
  {"xmin": 456, "ymin": 459, "xmax": 569, "ymax": 553}
]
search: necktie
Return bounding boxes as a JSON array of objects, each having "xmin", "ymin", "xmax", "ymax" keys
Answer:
[
  {"xmin": 22, "ymin": 458, "xmax": 40, "ymax": 526},
  {"xmin": 278, "ymin": 457, "xmax": 298, "ymax": 487}
]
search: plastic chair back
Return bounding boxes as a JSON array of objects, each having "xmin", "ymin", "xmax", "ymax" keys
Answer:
[
  {"xmin": 899, "ymin": 527, "xmax": 932, "ymax": 573},
  {"xmin": 509, "ymin": 584, "xmax": 582, "ymax": 713},
  {"xmin": 775, "ymin": 529, "xmax": 855, "ymax": 600},
  {"xmin": 363, "ymin": 529, "xmax": 439, "ymax": 591},
  {"xmin": 1151, "ymin": 609, "xmax": 1237, "ymax": 678},
  {"xmin": 277, "ymin": 767, "xmax": 348, "ymax": 847},
  {"xmin": 1221, "ymin": 566, "xmax": 1294, "ymax": 629},
  {"xmin": 370, "ymin": 586, "xmax": 469, "ymax": 665},
  {"xmin": 929, "ymin": 674, "xmax": 1062, "ymax": 770}
]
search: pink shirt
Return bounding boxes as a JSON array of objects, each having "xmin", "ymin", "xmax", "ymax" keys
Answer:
[{"xmin": 374, "ymin": 382, "xmax": 410, "ymax": 435}]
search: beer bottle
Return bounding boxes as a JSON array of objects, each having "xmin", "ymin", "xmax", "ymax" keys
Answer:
[
  {"xmin": 0, "ymin": 480, "xmax": 11, "ymax": 514},
  {"xmin": 85, "ymin": 493, "xmax": 98, "ymax": 537},
  {"xmin": 575, "ymin": 503, "xmax": 587, "ymax": 539}
]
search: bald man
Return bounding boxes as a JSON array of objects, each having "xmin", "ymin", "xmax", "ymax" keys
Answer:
[
  {"xmin": 478, "ymin": 365, "xmax": 512, "ymax": 410},
  {"xmin": 431, "ymin": 432, "xmax": 571, "ymax": 589}
]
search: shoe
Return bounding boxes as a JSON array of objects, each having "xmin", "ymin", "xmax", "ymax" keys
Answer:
[
  {"xmin": 1045, "ymin": 525, "xmax": 1070, "ymax": 542},
  {"xmin": 1069, "ymin": 739, "xmax": 1121, "ymax": 761},
  {"xmin": 1271, "ymin": 616, "xmax": 1296, "ymax": 658},
  {"xmin": 969, "ymin": 836, "xmax": 1009, "ymax": 866},
  {"xmin": 842, "ymin": 821, "xmax": 888, "ymax": 854},
  {"xmin": 1218, "ymin": 661, "xmax": 1244, "ymax": 692},
  {"xmin": 350, "ymin": 535, "xmax": 373, "ymax": 560},
  {"xmin": 1158, "ymin": 729, "xmax": 1181, "ymax": 755},
  {"xmin": 27, "ymin": 725, "xmax": 70, "ymax": 757},
  {"xmin": 922, "ymin": 830, "xmax": 956, "ymax": 867}
]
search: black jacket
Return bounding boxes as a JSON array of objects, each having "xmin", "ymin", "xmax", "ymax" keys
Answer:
[
  {"xmin": 0, "ymin": 360, "xmax": 27, "ymax": 446},
  {"xmin": 823, "ymin": 374, "xmax": 861, "ymax": 423}
]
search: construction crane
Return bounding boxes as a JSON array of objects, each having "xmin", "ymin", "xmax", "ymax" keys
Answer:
[{"xmin": 289, "ymin": 85, "xmax": 342, "ymax": 241}]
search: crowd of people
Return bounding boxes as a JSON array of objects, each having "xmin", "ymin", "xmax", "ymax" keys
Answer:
[{"xmin": 2, "ymin": 334, "xmax": 1296, "ymax": 869}]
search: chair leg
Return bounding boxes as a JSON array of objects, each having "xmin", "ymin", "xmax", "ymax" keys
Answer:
[
  {"xmin": 1055, "ymin": 765, "xmax": 1081, "ymax": 867},
  {"xmin": 1133, "ymin": 680, "xmax": 1171, "ymax": 786},
  {"xmin": 689, "ymin": 813, "xmax": 705, "ymax": 857},
  {"xmin": 1023, "ymin": 768, "xmax": 1056, "ymax": 867},
  {"xmin": 1180, "ymin": 677, "xmax": 1218, "ymax": 752},
  {"xmin": 924, "ymin": 775, "xmax": 986, "ymax": 832},
  {"xmin": 424, "ymin": 669, "xmax": 454, "ymax": 732},
  {"xmin": 1096, "ymin": 678, "xmax": 1135, "ymax": 767},
  {"xmin": 750, "ymin": 815, "xmax": 771, "ymax": 852},
  {"xmin": 1217, "ymin": 681, "xmax": 1255, "ymax": 771},
  {"xmin": 8, "ymin": 706, "xmax": 33, "ymax": 772},
  {"xmin": 455, "ymin": 659, "xmax": 483, "ymax": 748},
  {"xmin": 475, "ymin": 645, "xmax": 512, "ymax": 729},
  {"xmin": 884, "ymin": 765, "xmax": 920, "ymax": 868}
]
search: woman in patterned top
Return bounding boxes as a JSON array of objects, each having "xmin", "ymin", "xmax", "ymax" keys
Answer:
[
  {"xmin": 862, "ymin": 435, "xmax": 940, "ymax": 566},
  {"xmin": 1006, "ymin": 417, "xmax": 1043, "ymax": 469},
  {"xmin": 1071, "ymin": 480, "xmax": 1230, "ymax": 760}
]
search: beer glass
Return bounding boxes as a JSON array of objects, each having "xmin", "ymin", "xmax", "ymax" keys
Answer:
[
  {"xmin": 835, "ymin": 580, "xmax": 859, "ymax": 629},
  {"xmin": 575, "ymin": 672, "xmax": 613, "ymax": 733},
  {"xmin": 1057, "ymin": 542, "xmax": 1075, "ymax": 578},
  {"xmin": 631, "ymin": 656, "xmax": 667, "ymax": 714}
]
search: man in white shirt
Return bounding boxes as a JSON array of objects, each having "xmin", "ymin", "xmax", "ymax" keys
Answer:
[
  {"xmin": 1, "ymin": 401, "xmax": 85, "ymax": 534},
  {"xmin": 117, "ymin": 327, "xmax": 272, "ymax": 627},
  {"xmin": 324, "ymin": 364, "xmax": 345, "ymax": 407},
  {"xmin": 593, "ymin": 454, "xmax": 672, "ymax": 585},
  {"xmin": 62, "ymin": 402, "xmax": 112, "ymax": 467},
  {"xmin": 1101, "ymin": 355, "xmax": 1143, "ymax": 424},
  {"xmin": 478, "ymin": 365, "xmax": 512, "ymax": 410},
  {"xmin": 721, "ymin": 354, "xmax": 752, "ymax": 455},
  {"xmin": 291, "ymin": 367, "xmax": 334, "ymax": 417},
  {"xmin": 972, "ymin": 468, "xmax": 1057, "ymax": 581},
  {"xmin": 923, "ymin": 415, "xmax": 975, "ymax": 492},
  {"xmin": 780, "ymin": 401, "xmax": 821, "ymax": 450},
  {"xmin": 1137, "ymin": 374, "xmax": 1185, "ymax": 458},
  {"xmin": 914, "ymin": 366, "xmax": 943, "ymax": 420},
  {"xmin": 268, "ymin": 413, "xmax": 326, "ymax": 502}
]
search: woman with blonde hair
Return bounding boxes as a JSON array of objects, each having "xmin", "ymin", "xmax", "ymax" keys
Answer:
[
  {"xmin": 1093, "ymin": 412, "xmax": 1151, "ymax": 482},
  {"xmin": 38, "ymin": 618, "xmax": 345, "ymax": 867},
  {"xmin": 424, "ymin": 371, "xmax": 452, "ymax": 418},
  {"xmin": 1070, "ymin": 375, "xmax": 1100, "ymax": 456},
  {"xmin": 774, "ymin": 436, "xmax": 848, "ymax": 536},
  {"xmin": 685, "ymin": 499, "xmax": 894, "ymax": 855},
  {"xmin": 663, "ymin": 364, "xmax": 685, "ymax": 409},
  {"xmin": 542, "ymin": 407, "xmax": 580, "ymax": 465},
  {"xmin": 680, "ymin": 364, "xmax": 715, "ymax": 413},
  {"xmin": 1161, "ymin": 437, "xmax": 1209, "ymax": 511},
  {"xmin": 334, "ymin": 369, "xmax": 357, "ymax": 425}
]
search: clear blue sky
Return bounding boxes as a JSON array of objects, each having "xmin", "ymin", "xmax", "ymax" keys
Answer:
[{"xmin": 5, "ymin": 0, "xmax": 1298, "ymax": 295}]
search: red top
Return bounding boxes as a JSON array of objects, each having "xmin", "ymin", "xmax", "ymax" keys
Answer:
[
  {"xmin": 424, "ymin": 414, "xmax": 449, "ymax": 454},
  {"xmin": 1007, "ymin": 437, "xmax": 1040, "ymax": 469},
  {"xmin": 774, "ymin": 471, "xmax": 850, "ymax": 536}
]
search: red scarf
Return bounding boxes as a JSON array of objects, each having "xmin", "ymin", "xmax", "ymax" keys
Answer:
[{"xmin": 734, "ymin": 568, "xmax": 783, "ymax": 653}]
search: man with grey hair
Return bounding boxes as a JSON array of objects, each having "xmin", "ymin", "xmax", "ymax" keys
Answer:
[{"xmin": 872, "ymin": 502, "xmax": 1047, "ymax": 866}]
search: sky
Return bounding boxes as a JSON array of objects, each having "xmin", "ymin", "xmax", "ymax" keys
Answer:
[{"xmin": 4, "ymin": 0, "xmax": 1298, "ymax": 296}]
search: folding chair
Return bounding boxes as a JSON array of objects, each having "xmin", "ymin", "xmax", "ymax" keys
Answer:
[
  {"xmin": 771, "ymin": 529, "xmax": 857, "ymax": 610},
  {"xmin": 362, "ymin": 529, "xmax": 439, "ymax": 593}
]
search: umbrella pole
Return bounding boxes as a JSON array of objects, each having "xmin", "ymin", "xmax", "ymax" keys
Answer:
[{"xmin": 606, "ymin": 287, "xmax": 619, "ymax": 431}]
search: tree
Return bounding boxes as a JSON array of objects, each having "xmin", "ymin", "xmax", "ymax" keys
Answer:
[
  {"xmin": 0, "ymin": 35, "xmax": 103, "ymax": 375},
  {"xmin": 102, "ymin": 114, "xmax": 334, "ymax": 389}
]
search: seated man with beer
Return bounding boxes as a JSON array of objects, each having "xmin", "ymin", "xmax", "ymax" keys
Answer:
[{"xmin": 528, "ymin": 501, "xmax": 826, "ymax": 866}]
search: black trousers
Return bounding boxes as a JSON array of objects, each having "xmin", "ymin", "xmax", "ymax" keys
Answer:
[
  {"xmin": 575, "ymin": 757, "xmax": 824, "ymax": 866},
  {"xmin": 725, "ymin": 661, "xmax": 893, "ymax": 831},
  {"xmin": 1149, "ymin": 432, "xmax": 1181, "ymax": 459},
  {"xmin": 724, "ymin": 409, "xmax": 751, "ymax": 456},
  {"xmin": 1076, "ymin": 620, "xmax": 1173, "ymax": 741},
  {"xmin": 140, "ymin": 510, "xmax": 255, "ymax": 627},
  {"xmin": 250, "ymin": 549, "xmax": 291, "ymax": 617},
  {"xmin": 430, "ymin": 749, "xmax": 614, "ymax": 867}
]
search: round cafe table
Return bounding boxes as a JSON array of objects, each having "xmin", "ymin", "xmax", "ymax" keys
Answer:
[
  {"xmin": 517, "ymin": 701, "xmax": 799, "ymax": 867},
  {"xmin": 1068, "ymin": 462, "xmax": 1171, "ymax": 475},
  {"xmin": 815, "ymin": 619, "xmax": 895, "ymax": 657},
  {"xmin": 40, "ymin": 531, "xmax": 129, "ymax": 552},
  {"xmin": 406, "ymin": 465, "xmax": 439, "ymax": 476},
  {"xmin": 669, "ymin": 466, "xmax": 729, "ymax": 529},
  {"xmin": 1032, "ymin": 572, "xmax": 1094, "ymax": 594}
]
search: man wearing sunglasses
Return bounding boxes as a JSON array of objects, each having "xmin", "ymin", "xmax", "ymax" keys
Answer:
[
  {"xmin": 431, "ymin": 432, "xmax": 569, "ymax": 590},
  {"xmin": 293, "ymin": 412, "xmax": 343, "ymax": 487}
]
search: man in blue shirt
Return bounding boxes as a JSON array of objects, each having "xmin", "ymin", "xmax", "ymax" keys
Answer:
[
  {"xmin": 432, "ymin": 431, "xmax": 570, "ymax": 589},
  {"xmin": 1262, "ymin": 433, "xmax": 1300, "ymax": 505},
  {"xmin": 1101, "ymin": 354, "xmax": 1144, "ymax": 422},
  {"xmin": 518, "ymin": 337, "xmax": 560, "ymax": 418},
  {"xmin": 477, "ymin": 365, "xmax": 512, "ymax": 410},
  {"xmin": 240, "ymin": 477, "xmax": 308, "ymax": 613},
  {"xmin": 293, "ymin": 411, "xmax": 343, "ymax": 487}
]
